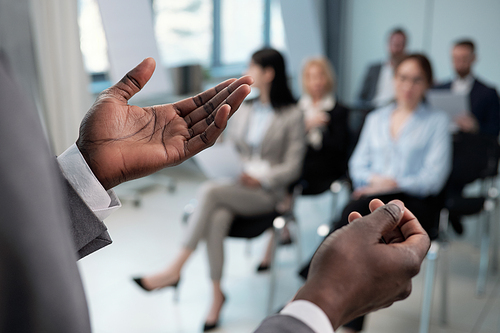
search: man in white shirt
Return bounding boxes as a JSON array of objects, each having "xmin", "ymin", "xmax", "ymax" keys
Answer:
[{"xmin": 357, "ymin": 28, "xmax": 408, "ymax": 110}]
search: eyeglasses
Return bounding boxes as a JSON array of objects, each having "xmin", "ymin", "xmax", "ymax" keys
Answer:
[{"xmin": 395, "ymin": 74, "xmax": 426, "ymax": 86}]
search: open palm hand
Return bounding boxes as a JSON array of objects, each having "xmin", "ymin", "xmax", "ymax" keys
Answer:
[{"xmin": 77, "ymin": 58, "xmax": 252, "ymax": 189}]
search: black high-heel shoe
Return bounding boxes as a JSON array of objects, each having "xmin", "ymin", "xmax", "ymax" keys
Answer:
[
  {"xmin": 133, "ymin": 277, "xmax": 181, "ymax": 301},
  {"xmin": 256, "ymin": 262, "xmax": 270, "ymax": 272},
  {"xmin": 203, "ymin": 294, "xmax": 226, "ymax": 331},
  {"xmin": 132, "ymin": 277, "xmax": 180, "ymax": 291}
]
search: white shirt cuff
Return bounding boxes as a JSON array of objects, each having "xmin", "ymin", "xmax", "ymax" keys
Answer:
[
  {"xmin": 280, "ymin": 300, "xmax": 334, "ymax": 333},
  {"xmin": 57, "ymin": 143, "xmax": 121, "ymax": 220}
]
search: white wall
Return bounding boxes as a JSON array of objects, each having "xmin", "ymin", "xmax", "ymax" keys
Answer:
[
  {"xmin": 342, "ymin": 0, "xmax": 500, "ymax": 104},
  {"xmin": 430, "ymin": 0, "xmax": 500, "ymax": 88}
]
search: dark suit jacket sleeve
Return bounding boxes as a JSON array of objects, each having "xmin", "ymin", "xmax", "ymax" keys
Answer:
[
  {"xmin": 0, "ymin": 48, "xmax": 93, "ymax": 332},
  {"xmin": 63, "ymin": 178, "xmax": 112, "ymax": 259},
  {"xmin": 357, "ymin": 63, "xmax": 382, "ymax": 109},
  {"xmin": 253, "ymin": 315, "xmax": 315, "ymax": 333},
  {"xmin": 472, "ymin": 84, "xmax": 500, "ymax": 136}
]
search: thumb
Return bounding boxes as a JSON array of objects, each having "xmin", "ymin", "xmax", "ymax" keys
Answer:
[
  {"xmin": 111, "ymin": 57, "xmax": 156, "ymax": 102},
  {"xmin": 362, "ymin": 201, "xmax": 405, "ymax": 241}
]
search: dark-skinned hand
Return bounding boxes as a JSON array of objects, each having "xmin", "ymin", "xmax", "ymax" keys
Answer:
[
  {"xmin": 76, "ymin": 58, "xmax": 253, "ymax": 190},
  {"xmin": 294, "ymin": 199, "xmax": 430, "ymax": 330}
]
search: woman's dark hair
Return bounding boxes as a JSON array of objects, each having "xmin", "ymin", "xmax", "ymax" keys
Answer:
[
  {"xmin": 251, "ymin": 48, "xmax": 296, "ymax": 109},
  {"xmin": 394, "ymin": 53, "xmax": 433, "ymax": 86}
]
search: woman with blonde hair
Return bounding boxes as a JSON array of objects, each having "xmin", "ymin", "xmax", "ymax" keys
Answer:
[
  {"xmin": 297, "ymin": 57, "xmax": 350, "ymax": 195},
  {"xmin": 257, "ymin": 57, "xmax": 349, "ymax": 271}
]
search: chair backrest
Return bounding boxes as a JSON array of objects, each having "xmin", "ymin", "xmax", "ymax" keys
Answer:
[
  {"xmin": 228, "ymin": 184, "xmax": 302, "ymax": 239},
  {"xmin": 450, "ymin": 133, "xmax": 500, "ymax": 184},
  {"xmin": 425, "ymin": 184, "xmax": 449, "ymax": 240}
]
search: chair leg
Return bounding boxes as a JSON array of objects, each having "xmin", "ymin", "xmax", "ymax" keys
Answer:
[
  {"xmin": 490, "ymin": 190, "xmax": 500, "ymax": 274},
  {"xmin": 439, "ymin": 241, "xmax": 449, "ymax": 326},
  {"xmin": 474, "ymin": 180, "xmax": 490, "ymax": 248},
  {"xmin": 288, "ymin": 219, "xmax": 302, "ymax": 266},
  {"xmin": 330, "ymin": 191, "xmax": 339, "ymax": 222},
  {"xmin": 419, "ymin": 242, "xmax": 439, "ymax": 333},
  {"xmin": 267, "ymin": 226, "xmax": 281, "ymax": 315},
  {"xmin": 245, "ymin": 239, "xmax": 252, "ymax": 257},
  {"xmin": 477, "ymin": 201, "xmax": 494, "ymax": 296}
]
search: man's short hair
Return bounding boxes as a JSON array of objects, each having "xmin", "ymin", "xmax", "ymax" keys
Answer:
[
  {"xmin": 454, "ymin": 39, "xmax": 475, "ymax": 54},
  {"xmin": 389, "ymin": 28, "xmax": 407, "ymax": 43}
]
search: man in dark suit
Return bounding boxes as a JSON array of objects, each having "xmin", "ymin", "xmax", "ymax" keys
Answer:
[
  {"xmin": 0, "ymin": 1, "xmax": 430, "ymax": 332},
  {"xmin": 434, "ymin": 40, "xmax": 500, "ymax": 136},
  {"xmin": 357, "ymin": 28, "xmax": 407, "ymax": 111},
  {"xmin": 433, "ymin": 39, "xmax": 500, "ymax": 234}
]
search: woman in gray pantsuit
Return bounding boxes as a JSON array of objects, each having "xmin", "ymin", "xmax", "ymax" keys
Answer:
[{"xmin": 134, "ymin": 48, "xmax": 305, "ymax": 331}]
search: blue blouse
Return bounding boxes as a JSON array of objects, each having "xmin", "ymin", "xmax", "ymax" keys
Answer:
[{"xmin": 349, "ymin": 102, "xmax": 452, "ymax": 197}]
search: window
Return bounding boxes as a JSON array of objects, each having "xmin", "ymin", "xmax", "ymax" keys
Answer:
[
  {"xmin": 270, "ymin": 0, "xmax": 286, "ymax": 51},
  {"xmin": 153, "ymin": 0, "xmax": 213, "ymax": 68},
  {"xmin": 78, "ymin": 0, "xmax": 287, "ymax": 81},
  {"xmin": 221, "ymin": 0, "xmax": 265, "ymax": 65},
  {"xmin": 78, "ymin": 0, "xmax": 109, "ymax": 74}
]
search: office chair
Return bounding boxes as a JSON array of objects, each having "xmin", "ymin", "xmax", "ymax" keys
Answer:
[
  {"xmin": 419, "ymin": 135, "xmax": 500, "ymax": 333},
  {"xmin": 181, "ymin": 185, "xmax": 302, "ymax": 314},
  {"xmin": 445, "ymin": 133, "xmax": 500, "ymax": 295}
]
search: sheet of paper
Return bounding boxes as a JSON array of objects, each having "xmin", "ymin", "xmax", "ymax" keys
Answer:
[
  {"xmin": 427, "ymin": 90, "xmax": 468, "ymax": 119},
  {"xmin": 194, "ymin": 142, "xmax": 243, "ymax": 180}
]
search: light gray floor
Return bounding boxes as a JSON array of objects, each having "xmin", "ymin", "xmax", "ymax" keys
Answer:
[{"xmin": 78, "ymin": 164, "xmax": 500, "ymax": 333}]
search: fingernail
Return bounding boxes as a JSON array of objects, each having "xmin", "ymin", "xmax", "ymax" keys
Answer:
[{"xmin": 388, "ymin": 200, "xmax": 404, "ymax": 213}]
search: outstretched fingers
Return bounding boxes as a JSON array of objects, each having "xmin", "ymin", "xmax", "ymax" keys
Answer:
[
  {"xmin": 187, "ymin": 84, "xmax": 251, "ymax": 138},
  {"xmin": 184, "ymin": 104, "xmax": 232, "ymax": 156},
  {"xmin": 174, "ymin": 76, "xmax": 253, "ymax": 120},
  {"xmin": 174, "ymin": 78, "xmax": 235, "ymax": 117}
]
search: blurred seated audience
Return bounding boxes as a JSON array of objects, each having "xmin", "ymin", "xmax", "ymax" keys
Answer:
[
  {"xmin": 256, "ymin": 57, "xmax": 349, "ymax": 272},
  {"xmin": 132, "ymin": 48, "xmax": 305, "ymax": 331},
  {"xmin": 302, "ymin": 54, "xmax": 452, "ymax": 333},
  {"xmin": 356, "ymin": 28, "xmax": 408, "ymax": 111},
  {"xmin": 433, "ymin": 39, "xmax": 500, "ymax": 234}
]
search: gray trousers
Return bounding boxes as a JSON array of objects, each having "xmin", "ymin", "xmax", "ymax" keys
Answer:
[{"xmin": 183, "ymin": 181, "xmax": 277, "ymax": 280}]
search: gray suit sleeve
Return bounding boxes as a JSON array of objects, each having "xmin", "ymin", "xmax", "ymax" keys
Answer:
[
  {"xmin": 254, "ymin": 315, "xmax": 315, "ymax": 333},
  {"xmin": 0, "ymin": 43, "xmax": 92, "ymax": 332},
  {"xmin": 63, "ymin": 178, "xmax": 112, "ymax": 259}
]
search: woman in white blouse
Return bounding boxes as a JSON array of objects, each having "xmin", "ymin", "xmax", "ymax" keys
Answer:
[
  {"xmin": 132, "ymin": 48, "xmax": 305, "ymax": 331},
  {"xmin": 333, "ymin": 53, "xmax": 452, "ymax": 333}
]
